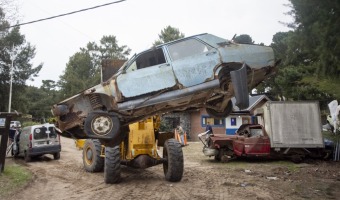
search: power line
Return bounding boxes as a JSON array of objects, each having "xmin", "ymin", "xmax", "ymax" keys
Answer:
[{"xmin": 8, "ymin": 0, "xmax": 126, "ymax": 29}]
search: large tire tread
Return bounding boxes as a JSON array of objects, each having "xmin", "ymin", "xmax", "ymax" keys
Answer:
[
  {"xmin": 83, "ymin": 139, "xmax": 104, "ymax": 172},
  {"xmin": 163, "ymin": 139, "xmax": 184, "ymax": 182},
  {"xmin": 104, "ymin": 146, "xmax": 121, "ymax": 184}
]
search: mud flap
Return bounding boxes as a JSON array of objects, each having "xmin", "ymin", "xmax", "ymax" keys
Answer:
[{"xmin": 230, "ymin": 63, "xmax": 249, "ymax": 109}]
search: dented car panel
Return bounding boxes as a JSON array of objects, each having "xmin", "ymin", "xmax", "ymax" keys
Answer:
[
  {"xmin": 52, "ymin": 33, "xmax": 278, "ymax": 142},
  {"xmin": 219, "ymin": 44, "xmax": 275, "ymax": 69},
  {"xmin": 117, "ymin": 62, "xmax": 177, "ymax": 98}
]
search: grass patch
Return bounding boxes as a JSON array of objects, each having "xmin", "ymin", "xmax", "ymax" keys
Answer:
[
  {"xmin": 271, "ymin": 160, "xmax": 300, "ymax": 172},
  {"xmin": 0, "ymin": 164, "xmax": 32, "ymax": 198}
]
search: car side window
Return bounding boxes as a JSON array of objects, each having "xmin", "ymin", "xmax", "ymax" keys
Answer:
[
  {"xmin": 168, "ymin": 38, "xmax": 212, "ymax": 61},
  {"xmin": 125, "ymin": 48, "xmax": 166, "ymax": 72}
]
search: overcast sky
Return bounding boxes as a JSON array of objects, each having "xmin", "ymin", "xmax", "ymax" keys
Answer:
[{"xmin": 17, "ymin": 0, "xmax": 293, "ymax": 87}]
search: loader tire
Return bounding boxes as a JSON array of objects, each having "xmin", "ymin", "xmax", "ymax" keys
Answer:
[
  {"xmin": 83, "ymin": 139, "xmax": 104, "ymax": 172},
  {"xmin": 104, "ymin": 146, "xmax": 121, "ymax": 184},
  {"xmin": 163, "ymin": 139, "xmax": 183, "ymax": 182}
]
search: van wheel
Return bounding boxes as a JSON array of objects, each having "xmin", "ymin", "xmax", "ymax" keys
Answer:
[
  {"xmin": 83, "ymin": 139, "xmax": 104, "ymax": 172},
  {"xmin": 104, "ymin": 146, "xmax": 121, "ymax": 184},
  {"xmin": 24, "ymin": 152, "xmax": 31, "ymax": 162},
  {"xmin": 54, "ymin": 152, "xmax": 61, "ymax": 160},
  {"xmin": 163, "ymin": 139, "xmax": 183, "ymax": 182}
]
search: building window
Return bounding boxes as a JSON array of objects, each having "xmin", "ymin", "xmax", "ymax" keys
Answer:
[
  {"xmin": 202, "ymin": 116, "xmax": 225, "ymax": 127},
  {"xmin": 230, "ymin": 118, "xmax": 237, "ymax": 126},
  {"xmin": 242, "ymin": 117, "xmax": 250, "ymax": 124}
]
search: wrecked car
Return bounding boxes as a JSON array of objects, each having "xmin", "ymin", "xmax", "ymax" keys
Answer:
[
  {"xmin": 51, "ymin": 33, "xmax": 278, "ymax": 146},
  {"xmin": 199, "ymin": 124, "xmax": 332, "ymax": 163}
]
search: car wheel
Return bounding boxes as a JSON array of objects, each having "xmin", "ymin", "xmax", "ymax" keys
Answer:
[
  {"xmin": 214, "ymin": 149, "xmax": 222, "ymax": 161},
  {"xmin": 83, "ymin": 139, "xmax": 104, "ymax": 172},
  {"xmin": 53, "ymin": 152, "xmax": 61, "ymax": 160},
  {"xmin": 206, "ymin": 100, "xmax": 233, "ymax": 118},
  {"xmin": 163, "ymin": 139, "xmax": 183, "ymax": 182},
  {"xmin": 84, "ymin": 112, "xmax": 120, "ymax": 140},
  {"xmin": 24, "ymin": 151, "xmax": 31, "ymax": 162},
  {"xmin": 104, "ymin": 146, "xmax": 121, "ymax": 184}
]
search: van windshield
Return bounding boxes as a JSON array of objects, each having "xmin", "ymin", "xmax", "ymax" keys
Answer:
[{"xmin": 33, "ymin": 127, "xmax": 48, "ymax": 140}]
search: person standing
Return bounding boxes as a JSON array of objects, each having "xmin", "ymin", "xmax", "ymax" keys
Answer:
[
  {"xmin": 205, "ymin": 122, "xmax": 213, "ymax": 134},
  {"xmin": 177, "ymin": 125, "xmax": 185, "ymax": 145}
]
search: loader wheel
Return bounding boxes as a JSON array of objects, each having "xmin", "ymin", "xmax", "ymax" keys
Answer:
[
  {"xmin": 206, "ymin": 100, "xmax": 233, "ymax": 118},
  {"xmin": 104, "ymin": 146, "xmax": 121, "ymax": 184},
  {"xmin": 83, "ymin": 139, "xmax": 104, "ymax": 172},
  {"xmin": 163, "ymin": 139, "xmax": 183, "ymax": 182},
  {"xmin": 84, "ymin": 112, "xmax": 120, "ymax": 140}
]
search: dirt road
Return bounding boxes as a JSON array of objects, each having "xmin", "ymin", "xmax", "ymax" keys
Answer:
[{"xmin": 5, "ymin": 138, "xmax": 340, "ymax": 200}]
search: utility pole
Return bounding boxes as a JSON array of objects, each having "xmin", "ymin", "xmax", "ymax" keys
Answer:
[{"xmin": 8, "ymin": 45, "xmax": 15, "ymax": 113}]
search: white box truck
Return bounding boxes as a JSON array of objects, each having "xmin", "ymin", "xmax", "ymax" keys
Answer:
[{"xmin": 257, "ymin": 101, "xmax": 324, "ymax": 148}]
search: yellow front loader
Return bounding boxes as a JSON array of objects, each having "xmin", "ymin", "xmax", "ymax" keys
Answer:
[{"xmin": 76, "ymin": 115, "xmax": 184, "ymax": 183}]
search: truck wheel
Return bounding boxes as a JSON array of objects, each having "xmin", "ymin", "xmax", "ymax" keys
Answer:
[
  {"xmin": 206, "ymin": 100, "xmax": 233, "ymax": 118},
  {"xmin": 53, "ymin": 152, "xmax": 61, "ymax": 160},
  {"xmin": 163, "ymin": 139, "xmax": 183, "ymax": 182},
  {"xmin": 104, "ymin": 146, "xmax": 121, "ymax": 184},
  {"xmin": 83, "ymin": 139, "xmax": 104, "ymax": 172},
  {"xmin": 24, "ymin": 151, "xmax": 31, "ymax": 162},
  {"xmin": 84, "ymin": 112, "xmax": 121, "ymax": 140},
  {"xmin": 291, "ymin": 155, "xmax": 303, "ymax": 163}
]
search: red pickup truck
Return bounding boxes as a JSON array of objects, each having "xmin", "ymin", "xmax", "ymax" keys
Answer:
[{"xmin": 199, "ymin": 124, "xmax": 330, "ymax": 163}]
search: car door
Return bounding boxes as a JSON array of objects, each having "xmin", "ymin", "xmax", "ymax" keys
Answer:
[
  {"xmin": 243, "ymin": 128, "xmax": 270, "ymax": 155},
  {"xmin": 116, "ymin": 47, "xmax": 177, "ymax": 98},
  {"xmin": 167, "ymin": 38, "xmax": 220, "ymax": 88}
]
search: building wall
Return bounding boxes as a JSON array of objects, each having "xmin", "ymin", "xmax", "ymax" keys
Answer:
[
  {"xmin": 190, "ymin": 108, "xmax": 226, "ymax": 141},
  {"xmin": 225, "ymin": 115, "xmax": 250, "ymax": 135}
]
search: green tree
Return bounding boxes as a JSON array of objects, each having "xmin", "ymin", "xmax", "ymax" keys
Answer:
[
  {"xmin": 0, "ymin": 7, "xmax": 42, "ymax": 112},
  {"xmin": 58, "ymin": 51, "xmax": 99, "ymax": 98},
  {"xmin": 233, "ymin": 34, "xmax": 254, "ymax": 44},
  {"xmin": 265, "ymin": 1, "xmax": 340, "ymax": 104},
  {"xmin": 153, "ymin": 25, "xmax": 185, "ymax": 46},
  {"xmin": 58, "ymin": 35, "xmax": 130, "ymax": 98},
  {"xmin": 288, "ymin": 0, "xmax": 340, "ymax": 77}
]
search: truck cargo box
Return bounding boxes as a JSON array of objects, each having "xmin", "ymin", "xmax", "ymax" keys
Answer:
[{"xmin": 257, "ymin": 101, "xmax": 324, "ymax": 148}]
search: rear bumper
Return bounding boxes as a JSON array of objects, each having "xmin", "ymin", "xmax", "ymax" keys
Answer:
[{"xmin": 28, "ymin": 145, "xmax": 61, "ymax": 156}]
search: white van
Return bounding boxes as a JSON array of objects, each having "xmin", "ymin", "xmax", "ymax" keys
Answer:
[{"xmin": 13, "ymin": 123, "xmax": 61, "ymax": 162}]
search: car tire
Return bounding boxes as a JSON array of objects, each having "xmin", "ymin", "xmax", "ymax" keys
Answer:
[
  {"xmin": 206, "ymin": 100, "xmax": 233, "ymax": 118},
  {"xmin": 24, "ymin": 151, "xmax": 31, "ymax": 162},
  {"xmin": 53, "ymin": 152, "xmax": 61, "ymax": 160},
  {"xmin": 84, "ymin": 112, "xmax": 121, "ymax": 140},
  {"xmin": 104, "ymin": 146, "xmax": 121, "ymax": 184},
  {"xmin": 163, "ymin": 139, "xmax": 183, "ymax": 182},
  {"xmin": 83, "ymin": 139, "xmax": 104, "ymax": 172}
]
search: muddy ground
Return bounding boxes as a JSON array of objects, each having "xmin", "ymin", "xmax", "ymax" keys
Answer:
[{"xmin": 3, "ymin": 138, "xmax": 340, "ymax": 200}]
